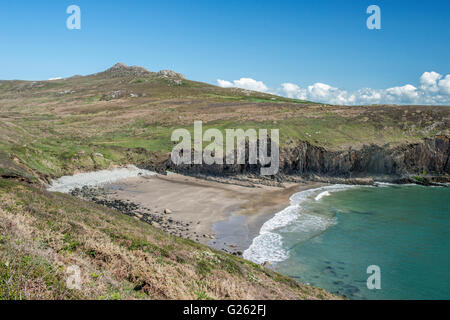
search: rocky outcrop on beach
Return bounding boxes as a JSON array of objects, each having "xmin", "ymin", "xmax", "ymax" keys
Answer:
[{"xmin": 70, "ymin": 186, "xmax": 202, "ymax": 241}]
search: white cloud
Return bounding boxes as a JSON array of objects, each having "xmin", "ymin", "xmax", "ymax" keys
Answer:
[
  {"xmin": 48, "ymin": 77, "xmax": 62, "ymax": 81},
  {"xmin": 217, "ymin": 79, "xmax": 233, "ymax": 88},
  {"xmin": 385, "ymin": 84, "xmax": 419, "ymax": 103},
  {"xmin": 354, "ymin": 88, "xmax": 383, "ymax": 104},
  {"xmin": 281, "ymin": 83, "xmax": 306, "ymax": 99},
  {"xmin": 307, "ymin": 82, "xmax": 334, "ymax": 100},
  {"xmin": 217, "ymin": 77, "xmax": 269, "ymax": 92},
  {"xmin": 217, "ymin": 71, "xmax": 450, "ymax": 105},
  {"xmin": 438, "ymin": 75, "xmax": 450, "ymax": 95},
  {"xmin": 419, "ymin": 71, "xmax": 441, "ymax": 93},
  {"xmin": 304, "ymin": 83, "xmax": 356, "ymax": 105}
]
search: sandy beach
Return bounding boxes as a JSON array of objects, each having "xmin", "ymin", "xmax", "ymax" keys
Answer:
[{"xmin": 97, "ymin": 173, "xmax": 324, "ymax": 255}]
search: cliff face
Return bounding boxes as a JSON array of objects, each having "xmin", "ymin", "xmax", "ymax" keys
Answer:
[
  {"xmin": 279, "ymin": 135, "xmax": 449, "ymax": 177},
  {"xmin": 159, "ymin": 136, "xmax": 449, "ymax": 180}
]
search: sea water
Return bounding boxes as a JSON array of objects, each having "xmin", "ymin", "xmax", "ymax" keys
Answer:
[{"xmin": 244, "ymin": 184, "xmax": 450, "ymax": 299}]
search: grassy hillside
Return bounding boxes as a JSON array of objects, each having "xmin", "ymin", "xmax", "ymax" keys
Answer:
[
  {"xmin": 0, "ymin": 64, "xmax": 448, "ymax": 299},
  {"xmin": 1, "ymin": 63, "xmax": 448, "ymax": 181},
  {"xmin": 0, "ymin": 178, "xmax": 338, "ymax": 300}
]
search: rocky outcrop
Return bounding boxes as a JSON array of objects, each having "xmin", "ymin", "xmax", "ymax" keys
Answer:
[
  {"xmin": 99, "ymin": 62, "xmax": 152, "ymax": 78},
  {"xmin": 0, "ymin": 151, "xmax": 36, "ymax": 182},
  {"xmin": 100, "ymin": 89, "xmax": 141, "ymax": 100},
  {"xmin": 157, "ymin": 70, "xmax": 186, "ymax": 80},
  {"xmin": 149, "ymin": 136, "xmax": 449, "ymax": 182},
  {"xmin": 157, "ymin": 70, "xmax": 186, "ymax": 85},
  {"xmin": 278, "ymin": 135, "xmax": 449, "ymax": 177}
]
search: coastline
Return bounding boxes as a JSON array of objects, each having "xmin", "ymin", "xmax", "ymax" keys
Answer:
[
  {"xmin": 104, "ymin": 173, "xmax": 324, "ymax": 253},
  {"xmin": 45, "ymin": 169, "xmax": 450, "ymax": 299},
  {"xmin": 48, "ymin": 168, "xmax": 449, "ymax": 260},
  {"xmin": 51, "ymin": 170, "xmax": 324, "ymax": 256}
]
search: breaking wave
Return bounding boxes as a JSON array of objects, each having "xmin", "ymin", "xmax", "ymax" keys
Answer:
[{"xmin": 243, "ymin": 185, "xmax": 356, "ymax": 264}]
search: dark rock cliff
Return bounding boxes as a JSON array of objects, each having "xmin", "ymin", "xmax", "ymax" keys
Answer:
[
  {"xmin": 278, "ymin": 135, "xmax": 449, "ymax": 177},
  {"xmin": 147, "ymin": 136, "xmax": 449, "ymax": 182}
]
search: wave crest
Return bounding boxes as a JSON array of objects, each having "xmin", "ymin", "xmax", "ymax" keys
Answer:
[{"xmin": 243, "ymin": 184, "xmax": 356, "ymax": 265}]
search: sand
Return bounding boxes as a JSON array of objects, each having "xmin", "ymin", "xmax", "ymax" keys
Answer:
[{"xmin": 103, "ymin": 173, "xmax": 323, "ymax": 254}]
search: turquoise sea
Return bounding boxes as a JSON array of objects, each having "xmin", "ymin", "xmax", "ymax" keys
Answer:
[{"xmin": 244, "ymin": 184, "xmax": 450, "ymax": 300}]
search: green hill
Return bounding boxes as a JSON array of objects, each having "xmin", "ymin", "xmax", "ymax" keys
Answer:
[{"xmin": 1, "ymin": 63, "xmax": 447, "ymax": 182}]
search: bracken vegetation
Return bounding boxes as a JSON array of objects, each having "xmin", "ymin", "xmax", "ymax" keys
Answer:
[{"xmin": 0, "ymin": 178, "xmax": 339, "ymax": 300}]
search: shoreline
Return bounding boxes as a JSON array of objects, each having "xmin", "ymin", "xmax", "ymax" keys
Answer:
[
  {"xmin": 107, "ymin": 174, "xmax": 325, "ymax": 254},
  {"xmin": 48, "ymin": 167, "xmax": 449, "ymax": 260},
  {"xmin": 47, "ymin": 170, "xmax": 450, "ymax": 299},
  {"xmin": 207, "ymin": 182, "xmax": 325, "ymax": 255},
  {"xmin": 62, "ymin": 171, "xmax": 324, "ymax": 257},
  {"xmin": 49, "ymin": 168, "xmax": 448, "ymax": 259}
]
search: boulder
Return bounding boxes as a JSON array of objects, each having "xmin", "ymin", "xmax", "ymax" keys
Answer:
[{"xmin": 151, "ymin": 221, "xmax": 160, "ymax": 228}]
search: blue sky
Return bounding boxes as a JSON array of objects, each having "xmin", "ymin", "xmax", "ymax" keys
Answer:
[{"xmin": 1, "ymin": 0, "xmax": 449, "ymax": 104}]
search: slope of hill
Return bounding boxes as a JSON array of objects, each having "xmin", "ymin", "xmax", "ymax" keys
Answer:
[
  {"xmin": 0, "ymin": 63, "xmax": 343, "ymax": 300},
  {"xmin": 0, "ymin": 63, "xmax": 448, "ymax": 183},
  {"xmin": 0, "ymin": 178, "xmax": 340, "ymax": 300}
]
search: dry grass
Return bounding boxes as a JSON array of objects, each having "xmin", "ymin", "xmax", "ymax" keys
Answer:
[
  {"xmin": 0, "ymin": 178, "xmax": 340, "ymax": 300},
  {"xmin": 1, "ymin": 67, "xmax": 448, "ymax": 180}
]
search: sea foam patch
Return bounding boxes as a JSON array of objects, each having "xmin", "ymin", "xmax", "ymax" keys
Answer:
[
  {"xmin": 243, "ymin": 184, "xmax": 357, "ymax": 265},
  {"xmin": 315, "ymin": 191, "xmax": 330, "ymax": 201},
  {"xmin": 242, "ymin": 232, "xmax": 289, "ymax": 265},
  {"xmin": 47, "ymin": 165, "xmax": 157, "ymax": 193},
  {"xmin": 243, "ymin": 204, "xmax": 298, "ymax": 264}
]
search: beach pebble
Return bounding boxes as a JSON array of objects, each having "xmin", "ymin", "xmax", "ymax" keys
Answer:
[
  {"xmin": 135, "ymin": 213, "xmax": 143, "ymax": 219},
  {"xmin": 164, "ymin": 208, "xmax": 172, "ymax": 214},
  {"xmin": 151, "ymin": 221, "xmax": 161, "ymax": 228}
]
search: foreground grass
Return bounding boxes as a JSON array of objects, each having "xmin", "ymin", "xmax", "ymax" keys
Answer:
[{"xmin": 0, "ymin": 178, "xmax": 339, "ymax": 300}]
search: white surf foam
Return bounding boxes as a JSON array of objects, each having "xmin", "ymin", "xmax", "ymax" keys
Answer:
[
  {"xmin": 47, "ymin": 165, "xmax": 157, "ymax": 193},
  {"xmin": 315, "ymin": 191, "xmax": 330, "ymax": 201},
  {"xmin": 374, "ymin": 182, "xmax": 395, "ymax": 187},
  {"xmin": 242, "ymin": 232, "xmax": 289, "ymax": 265},
  {"xmin": 243, "ymin": 184, "xmax": 357, "ymax": 265},
  {"xmin": 284, "ymin": 213, "xmax": 336, "ymax": 237}
]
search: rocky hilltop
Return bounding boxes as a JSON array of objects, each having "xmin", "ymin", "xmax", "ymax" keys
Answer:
[
  {"xmin": 94, "ymin": 62, "xmax": 186, "ymax": 82},
  {"xmin": 97, "ymin": 62, "xmax": 152, "ymax": 78}
]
